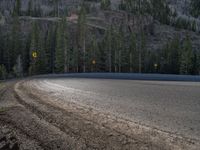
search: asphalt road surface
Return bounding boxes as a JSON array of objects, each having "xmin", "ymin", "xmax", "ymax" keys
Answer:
[{"xmin": 32, "ymin": 74, "xmax": 200, "ymax": 140}]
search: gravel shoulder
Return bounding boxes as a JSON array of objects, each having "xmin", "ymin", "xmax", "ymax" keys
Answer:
[{"xmin": 0, "ymin": 78, "xmax": 200, "ymax": 150}]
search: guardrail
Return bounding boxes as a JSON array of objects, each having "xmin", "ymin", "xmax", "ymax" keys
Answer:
[{"xmin": 34, "ymin": 73, "xmax": 200, "ymax": 82}]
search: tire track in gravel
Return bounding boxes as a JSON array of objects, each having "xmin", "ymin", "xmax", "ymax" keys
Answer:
[
  {"xmin": 0, "ymin": 81, "xmax": 43, "ymax": 150},
  {"xmin": 14, "ymin": 79, "xmax": 200, "ymax": 150},
  {"xmin": 15, "ymin": 81, "xmax": 145, "ymax": 150},
  {"xmin": 0, "ymin": 81, "xmax": 85, "ymax": 150},
  {"xmin": 0, "ymin": 106, "xmax": 83, "ymax": 150}
]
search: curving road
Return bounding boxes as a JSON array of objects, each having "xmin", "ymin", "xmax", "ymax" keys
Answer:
[
  {"xmin": 1, "ymin": 74, "xmax": 200, "ymax": 149},
  {"xmin": 31, "ymin": 74, "xmax": 200, "ymax": 140}
]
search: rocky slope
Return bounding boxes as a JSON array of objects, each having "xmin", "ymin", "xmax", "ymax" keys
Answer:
[{"xmin": 0, "ymin": 0, "xmax": 200, "ymax": 57}]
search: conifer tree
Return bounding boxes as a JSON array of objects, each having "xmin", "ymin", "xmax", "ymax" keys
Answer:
[
  {"xmin": 46, "ymin": 25, "xmax": 56, "ymax": 73},
  {"xmin": 55, "ymin": 22, "xmax": 65, "ymax": 73},
  {"xmin": 160, "ymin": 36, "xmax": 180, "ymax": 74},
  {"xmin": 0, "ymin": 34, "xmax": 4, "ymax": 65},
  {"xmin": 116, "ymin": 27, "xmax": 125, "ymax": 73},
  {"xmin": 36, "ymin": 33, "xmax": 47, "ymax": 74},
  {"xmin": 113, "ymin": 29, "xmax": 119, "ymax": 72},
  {"xmin": 180, "ymin": 35, "xmax": 193, "ymax": 74},
  {"xmin": 11, "ymin": 14, "xmax": 21, "ymax": 71},
  {"xmin": 197, "ymin": 51, "xmax": 200, "ymax": 74},
  {"xmin": 138, "ymin": 31, "xmax": 146, "ymax": 73},
  {"xmin": 3, "ymin": 35, "xmax": 12, "ymax": 72},
  {"xmin": 91, "ymin": 38, "xmax": 100, "ymax": 72},
  {"xmin": 54, "ymin": 0, "xmax": 60, "ymax": 17},
  {"xmin": 129, "ymin": 32, "xmax": 137, "ymax": 72},
  {"xmin": 72, "ymin": 46, "xmax": 79, "ymax": 73},
  {"xmin": 23, "ymin": 33, "xmax": 31, "ymax": 74},
  {"xmin": 62, "ymin": 18, "xmax": 69, "ymax": 73},
  {"xmin": 105, "ymin": 26, "xmax": 113, "ymax": 72},
  {"xmin": 29, "ymin": 21, "xmax": 39, "ymax": 75},
  {"xmin": 78, "ymin": 5, "xmax": 87, "ymax": 72},
  {"xmin": 190, "ymin": 0, "xmax": 200, "ymax": 17},
  {"xmin": 13, "ymin": 0, "xmax": 21, "ymax": 16},
  {"xmin": 27, "ymin": 0, "xmax": 33, "ymax": 16},
  {"xmin": 0, "ymin": 65, "xmax": 7, "ymax": 80}
]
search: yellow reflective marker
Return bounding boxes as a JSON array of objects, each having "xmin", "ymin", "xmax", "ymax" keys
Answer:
[
  {"xmin": 92, "ymin": 60, "xmax": 96, "ymax": 65},
  {"xmin": 32, "ymin": 51, "xmax": 37, "ymax": 58}
]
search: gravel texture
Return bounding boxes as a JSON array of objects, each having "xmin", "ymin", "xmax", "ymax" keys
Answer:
[{"xmin": 0, "ymin": 75, "xmax": 200, "ymax": 150}]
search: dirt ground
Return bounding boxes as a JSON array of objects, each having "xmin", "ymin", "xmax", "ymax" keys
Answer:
[{"xmin": 0, "ymin": 79, "xmax": 199, "ymax": 150}]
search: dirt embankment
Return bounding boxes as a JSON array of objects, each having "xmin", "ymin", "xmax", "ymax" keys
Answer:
[{"xmin": 0, "ymin": 79, "xmax": 199, "ymax": 150}]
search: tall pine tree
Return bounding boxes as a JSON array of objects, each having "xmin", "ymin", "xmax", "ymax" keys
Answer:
[
  {"xmin": 29, "ymin": 21, "xmax": 39, "ymax": 75},
  {"xmin": 180, "ymin": 35, "xmax": 193, "ymax": 74},
  {"xmin": 78, "ymin": 5, "xmax": 87, "ymax": 72},
  {"xmin": 55, "ymin": 23, "xmax": 64, "ymax": 73}
]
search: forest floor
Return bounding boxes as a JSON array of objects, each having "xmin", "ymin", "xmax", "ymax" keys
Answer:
[{"xmin": 0, "ymin": 78, "xmax": 200, "ymax": 150}]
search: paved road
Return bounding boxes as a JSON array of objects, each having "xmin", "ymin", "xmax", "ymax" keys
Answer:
[{"xmin": 33, "ymin": 74, "xmax": 200, "ymax": 140}]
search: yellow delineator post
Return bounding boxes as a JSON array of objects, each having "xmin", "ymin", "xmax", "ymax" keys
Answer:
[
  {"xmin": 32, "ymin": 51, "xmax": 37, "ymax": 59},
  {"xmin": 92, "ymin": 60, "xmax": 96, "ymax": 65},
  {"xmin": 154, "ymin": 63, "xmax": 158, "ymax": 71}
]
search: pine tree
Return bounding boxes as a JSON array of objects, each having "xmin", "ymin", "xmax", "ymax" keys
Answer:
[
  {"xmin": 180, "ymin": 35, "xmax": 193, "ymax": 74},
  {"xmin": 129, "ymin": 32, "xmax": 137, "ymax": 72},
  {"xmin": 46, "ymin": 25, "xmax": 56, "ymax": 73},
  {"xmin": 36, "ymin": 33, "xmax": 47, "ymax": 74},
  {"xmin": 0, "ymin": 65, "xmax": 7, "ymax": 80},
  {"xmin": 27, "ymin": 0, "xmax": 33, "ymax": 16},
  {"xmin": 78, "ymin": 5, "xmax": 87, "ymax": 72},
  {"xmin": 160, "ymin": 42, "xmax": 170, "ymax": 73},
  {"xmin": 13, "ymin": 0, "xmax": 21, "ymax": 16},
  {"xmin": 63, "ymin": 18, "xmax": 69, "ymax": 73},
  {"xmin": 29, "ymin": 21, "xmax": 39, "ymax": 75},
  {"xmin": 98, "ymin": 39, "xmax": 107, "ymax": 72},
  {"xmin": 13, "ymin": 55, "xmax": 23, "ymax": 77},
  {"xmin": 191, "ymin": 20, "xmax": 196, "ymax": 32},
  {"xmin": 71, "ymin": 46, "xmax": 79, "ymax": 73},
  {"xmin": 190, "ymin": 0, "xmax": 200, "ymax": 17},
  {"xmin": 23, "ymin": 33, "xmax": 31, "ymax": 74},
  {"xmin": 55, "ymin": 22, "xmax": 65, "ymax": 73},
  {"xmin": 54, "ymin": 0, "xmax": 60, "ymax": 17},
  {"xmin": 113, "ymin": 29, "xmax": 119, "ymax": 72},
  {"xmin": 197, "ymin": 51, "xmax": 200, "ymax": 75},
  {"xmin": 0, "ymin": 35, "xmax": 3, "ymax": 65},
  {"xmin": 11, "ymin": 15, "xmax": 21, "ymax": 71},
  {"xmin": 3, "ymin": 35, "xmax": 12, "ymax": 72},
  {"xmin": 160, "ymin": 36, "xmax": 180, "ymax": 74},
  {"xmin": 86, "ymin": 36, "xmax": 100, "ymax": 72},
  {"xmin": 138, "ymin": 30, "xmax": 146, "ymax": 73},
  {"xmin": 114, "ymin": 27, "xmax": 125, "ymax": 73},
  {"xmin": 105, "ymin": 26, "xmax": 113, "ymax": 72}
]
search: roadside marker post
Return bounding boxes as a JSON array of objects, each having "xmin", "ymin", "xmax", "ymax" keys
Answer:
[{"xmin": 32, "ymin": 51, "xmax": 38, "ymax": 59}]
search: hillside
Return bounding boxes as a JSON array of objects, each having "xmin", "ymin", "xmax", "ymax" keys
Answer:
[{"xmin": 0, "ymin": 0, "xmax": 200, "ymax": 78}]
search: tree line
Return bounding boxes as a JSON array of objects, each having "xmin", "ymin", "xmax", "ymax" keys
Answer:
[
  {"xmin": 0, "ymin": 1, "xmax": 200, "ymax": 79},
  {"xmin": 119, "ymin": 0, "xmax": 199, "ymax": 32}
]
